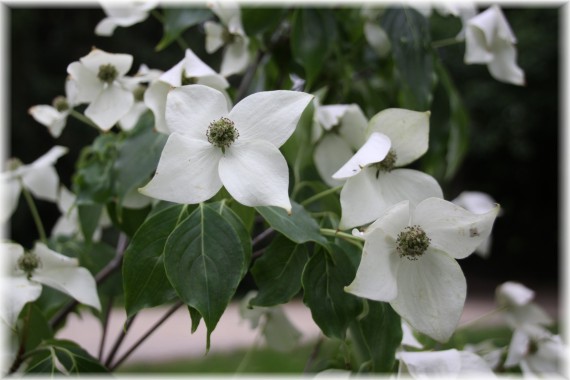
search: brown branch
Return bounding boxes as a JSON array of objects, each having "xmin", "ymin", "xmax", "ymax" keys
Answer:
[
  {"xmin": 109, "ymin": 301, "xmax": 184, "ymax": 370},
  {"xmin": 104, "ymin": 313, "xmax": 138, "ymax": 368}
]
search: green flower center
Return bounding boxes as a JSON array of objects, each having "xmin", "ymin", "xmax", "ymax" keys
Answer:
[
  {"xmin": 207, "ymin": 117, "xmax": 239, "ymax": 151},
  {"xmin": 396, "ymin": 225, "xmax": 430, "ymax": 260},
  {"xmin": 374, "ymin": 150, "xmax": 398, "ymax": 177},
  {"xmin": 98, "ymin": 64, "xmax": 118, "ymax": 84},
  {"xmin": 52, "ymin": 96, "xmax": 69, "ymax": 112},
  {"xmin": 18, "ymin": 252, "xmax": 41, "ymax": 277}
]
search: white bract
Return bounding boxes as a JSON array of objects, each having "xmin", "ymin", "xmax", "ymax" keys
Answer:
[
  {"xmin": 333, "ymin": 109, "xmax": 442, "ymax": 229},
  {"xmin": 496, "ymin": 281, "xmax": 552, "ymax": 329},
  {"xmin": 204, "ymin": 1, "xmax": 250, "ymax": 77},
  {"xmin": 464, "ymin": 5, "xmax": 525, "ymax": 86},
  {"xmin": 51, "ymin": 186, "xmax": 114, "ymax": 240},
  {"xmin": 67, "ymin": 49, "xmax": 136, "ymax": 131},
  {"xmin": 397, "ymin": 349, "xmax": 496, "ymax": 378},
  {"xmin": 29, "ymin": 77, "xmax": 78, "ymax": 138},
  {"xmin": 345, "ymin": 198, "xmax": 499, "ymax": 342},
  {"xmin": 95, "ymin": 0, "xmax": 158, "ymax": 36},
  {"xmin": 504, "ymin": 324, "xmax": 566, "ymax": 377},
  {"xmin": 0, "ymin": 146, "xmax": 67, "ymax": 223},
  {"xmin": 360, "ymin": 7, "xmax": 391, "ymax": 58},
  {"xmin": 0, "ymin": 242, "xmax": 101, "ymax": 328},
  {"xmin": 312, "ymin": 103, "xmax": 368, "ymax": 187},
  {"xmin": 144, "ymin": 48, "xmax": 230, "ymax": 134},
  {"xmin": 140, "ymin": 85, "xmax": 312, "ymax": 212},
  {"xmin": 452, "ymin": 191, "xmax": 500, "ymax": 258}
]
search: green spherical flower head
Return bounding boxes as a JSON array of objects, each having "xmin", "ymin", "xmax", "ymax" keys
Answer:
[
  {"xmin": 52, "ymin": 96, "xmax": 69, "ymax": 112},
  {"xmin": 207, "ymin": 117, "xmax": 239, "ymax": 151},
  {"xmin": 18, "ymin": 252, "xmax": 41, "ymax": 278},
  {"xmin": 374, "ymin": 149, "xmax": 397, "ymax": 177},
  {"xmin": 396, "ymin": 225, "xmax": 430, "ymax": 260},
  {"xmin": 97, "ymin": 63, "xmax": 118, "ymax": 84}
]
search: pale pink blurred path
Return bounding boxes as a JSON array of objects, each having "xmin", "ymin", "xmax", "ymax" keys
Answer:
[{"xmin": 56, "ymin": 293, "xmax": 560, "ymax": 367}]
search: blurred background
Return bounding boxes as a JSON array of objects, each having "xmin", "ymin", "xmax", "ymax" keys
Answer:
[{"xmin": 7, "ymin": 5, "xmax": 561, "ymax": 306}]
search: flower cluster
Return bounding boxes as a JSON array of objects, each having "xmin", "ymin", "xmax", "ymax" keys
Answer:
[{"xmin": 5, "ymin": 2, "xmax": 561, "ymax": 378}]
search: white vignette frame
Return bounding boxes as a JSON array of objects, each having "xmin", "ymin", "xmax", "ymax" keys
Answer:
[{"xmin": 0, "ymin": 1, "xmax": 567, "ymax": 379}]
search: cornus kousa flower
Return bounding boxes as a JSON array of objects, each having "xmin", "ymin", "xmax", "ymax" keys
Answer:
[
  {"xmin": 140, "ymin": 85, "xmax": 313, "ymax": 211},
  {"xmin": 0, "ymin": 146, "xmax": 67, "ymax": 223},
  {"xmin": 144, "ymin": 48, "xmax": 230, "ymax": 134},
  {"xmin": 67, "ymin": 48, "xmax": 136, "ymax": 131},
  {"xmin": 29, "ymin": 77, "xmax": 78, "ymax": 138},
  {"xmin": 312, "ymin": 102, "xmax": 368, "ymax": 187},
  {"xmin": 464, "ymin": 5, "xmax": 525, "ymax": 86},
  {"xmin": 333, "ymin": 109, "xmax": 443, "ymax": 230},
  {"xmin": 495, "ymin": 281, "xmax": 552, "ymax": 330},
  {"xmin": 452, "ymin": 190, "xmax": 501, "ymax": 258},
  {"xmin": 0, "ymin": 242, "xmax": 100, "ymax": 328},
  {"xmin": 204, "ymin": 1, "xmax": 250, "ymax": 77},
  {"xmin": 397, "ymin": 349, "xmax": 496, "ymax": 378},
  {"xmin": 94, "ymin": 0, "xmax": 159, "ymax": 36},
  {"xmin": 345, "ymin": 198, "xmax": 499, "ymax": 342}
]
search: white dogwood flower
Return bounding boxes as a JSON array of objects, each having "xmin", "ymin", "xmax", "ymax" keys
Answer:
[
  {"xmin": 496, "ymin": 281, "xmax": 552, "ymax": 330},
  {"xmin": 29, "ymin": 77, "xmax": 78, "ymax": 138},
  {"xmin": 144, "ymin": 48, "xmax": 229, "ymax": 134},
  {"xmin": 464, "ymin": 5, "xmax": 525, "ymax": 86},
  {"xmin": 204, "ymin": 1, "xmax": 250, "ymax": 76},
  {"xmin": 95, "ymin": 0, "xmax": 159, "ymax": 36},
  {"xmin": 333, "ymin": 109, "xmax": 442, "ymax": 229},
  {"xmin": 0, "ymin": 146, "xmax": 67, "ymax": 223},
  {"xmin": 452, "ymin": 191, "xmax": 500, "ymax": 258},
  {"xmin": 67, "ymin": 48, "xmax": 136, "ymax": 131},
  {"xmin": 0, "ymin": 242, "xmax": 101, "ymax": 328},
  {"xmin": 397, "ymin": 349, "xmax": 496, "ymax": 378},
  {"xmin": 140, "ymin": 85, "xmax": 312, "ymax": 211},
  {"xmin": 312, "ymin": 103, "xmax": 368, "ymax": 187},
  {"xmin": 345, "ymin": 198, "xmax": 499, "ymax": 342}
]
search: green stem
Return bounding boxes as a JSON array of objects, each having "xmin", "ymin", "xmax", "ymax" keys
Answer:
[
  {"xmin": 235, "ymin": 329, "xmax": 262, "ymax": 374},
  {"xmin": 151, "ymin": 9, "xmax": 189, "ymax": 51},
  {"xmin": 320, "ymin": 228, "xmax": 363, "ymax": 243},
  {"xmin": 19, "ymin": 179, "xmax": 47, "ymax": 243},
  {"xmin": 431, "ymin": 37, "xmax": 463, "ymax": 49},
  {"xmin": 301, "ymin": 186, "xmax": 342, "ymax": 207},
  {"xmin": 69, "ymin": 109, "xmax": 100, "ymax": 130}
]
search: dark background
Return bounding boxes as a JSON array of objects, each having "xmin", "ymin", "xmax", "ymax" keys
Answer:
[{"xmin": 7, "ymin": 6, "xmax": 561, "ymax": 300}]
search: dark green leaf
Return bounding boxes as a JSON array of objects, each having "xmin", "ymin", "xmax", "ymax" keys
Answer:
[
  {"xmin": 73, "ymin": 133, "xmax": 119, "ymax": 205},
  {"xmin": 24, "ymin": 304, "xmax": 53, "ymax": 353},
  {"xmin": 302, "ymin": 244, "xmax": 363, "ymax": 339},
  {"xmin": 156, "ymin": 8, "xmax": 212, "ymax": 51},
  {"xmin": 114, "ymin": 113, "xmax": 167, "ymax": 207},
  {"xmin": 256, "ymin": 201, "xmax": 327, "ymax": 245},
  {"xmin": 242, "ymin": 7, "xmax": 287, "ymax": 36},
  {"xmin": 164, "ymin": 204, "xmax": 247, "ymax": 349},
  {"xmin": 250, "ymin": 234, "xmax": 309, "ymax": 307},
  {"xmin": 106, "ymin": 201, "xmax": 151, "ymax": 237},
  {"xmin": 208, "ymin": 201, "xmax": 252, "ymax": 279},
  {"xmin": 382, "ymin": 8, "xmax": 434, "ymax": 110},
  {"xmin": 350, "ymin": 301, "xmax": 402, "ymax": 372},
  {"xmin": 123, "ymin": 205, "xmax": 190, "ymax": 318},
  {"xmin": 435, "ymin": 60, "xmax": 470, "ymax": 180},
  {"xmin": 26, "ymin": 339, "xmax": 108, "ymax": 374},
  {"xmin": 77, "ymin": 203, "xmax": 103, "ymax": 244},
  {"xmin": 291, "ymin": 9, "xmax": 337, "ymax": 89},
  {"xmin": 188, "ymin": 306, "xmax": 202, "ymax": 334}
]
